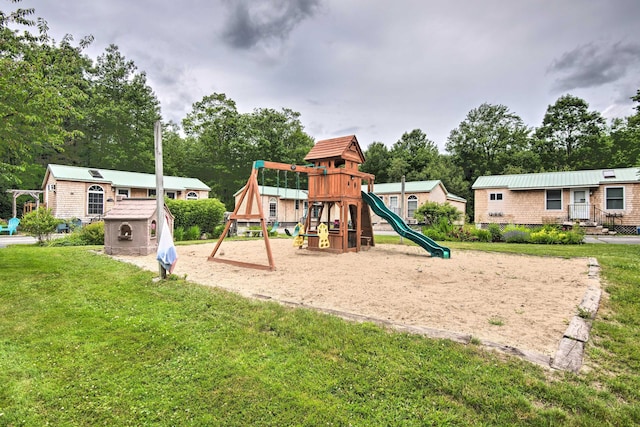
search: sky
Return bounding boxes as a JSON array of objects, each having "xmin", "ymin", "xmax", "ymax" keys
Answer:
[{"xmin": 14, "ymin": 0, "xmax": 640, "ymax": 152}]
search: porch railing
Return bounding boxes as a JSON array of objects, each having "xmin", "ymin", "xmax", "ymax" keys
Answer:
[{"xmin": 566, "ymin": 204, "xmax": 617, "ymax": 227}]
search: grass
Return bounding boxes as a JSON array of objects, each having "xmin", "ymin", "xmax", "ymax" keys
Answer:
[{"xmin": 1, "ymin": 241, "xmax": 639, "ymax": 425}]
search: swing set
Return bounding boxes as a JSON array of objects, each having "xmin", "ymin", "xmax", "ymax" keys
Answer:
[{"xmin": 209, "ymin": 135, "xmax": 376, "ymax": 271}]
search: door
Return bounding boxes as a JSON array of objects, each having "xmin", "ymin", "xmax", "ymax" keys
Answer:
[{"xmin": 569, "ymin": 189, "xmax": 589, "ymax": 220}]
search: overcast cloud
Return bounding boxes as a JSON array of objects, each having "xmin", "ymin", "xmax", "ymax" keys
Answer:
[{"xmin": 13, "ymin": 0, "xmax": 640, "ymax": 151}]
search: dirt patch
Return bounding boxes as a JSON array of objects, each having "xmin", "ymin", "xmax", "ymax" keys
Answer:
[{"xmin": 113, "ymin": 239, "xmax": 592, "ymax": 357}]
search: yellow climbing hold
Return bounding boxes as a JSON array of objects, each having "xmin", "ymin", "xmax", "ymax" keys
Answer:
[
  {"xmin": 292, "ymin": 222, "xmax": 305, "ymax": 247},
  {"xmin": 318, "ymin": 223, "xmax": 330, "ymax": 249}
]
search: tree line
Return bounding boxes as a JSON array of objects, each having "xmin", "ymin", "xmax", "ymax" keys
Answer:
[{"xmin": 1, "ymin": 2, "xmax": 639, "ymax": 219}]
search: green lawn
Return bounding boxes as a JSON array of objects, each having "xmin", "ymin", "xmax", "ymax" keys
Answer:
[{"xmin": 1, "ymin": 242, "xmax": 639, "ymax": 425}]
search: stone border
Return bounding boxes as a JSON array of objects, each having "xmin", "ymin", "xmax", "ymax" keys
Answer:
[
  {"xmin": 550, "ymin": 258, "xmax": 602, "ymax": 373},
  {"xmin": 253, "ymin": 257, "xmax": 602, "ymax": 372}
]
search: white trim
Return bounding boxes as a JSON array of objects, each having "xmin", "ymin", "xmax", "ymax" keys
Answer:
[
  {"xmin": 604, "ymin": 185, "xmax": 625, "ymax": 211},
  {"xmin": 545, "ymin": 189, "xmax": 563, "ymax": 211}
]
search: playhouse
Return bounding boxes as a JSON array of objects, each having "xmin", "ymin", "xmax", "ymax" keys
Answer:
[
  {"xmin": 209, "ymin": 135, "xmax": 375, "ymax": 270},
  {"xmin": 104, "ymin": 198, "xmax": 174, "ymax": 256},
  {"xmin": 209, "ymin": 134, "xmax": 450, "ymax": 270}
]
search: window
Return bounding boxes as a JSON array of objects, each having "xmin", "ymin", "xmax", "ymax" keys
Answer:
[
  {"xmin": 166, "ymin": 191, "xmax": 176, "ymax": 199},
  {"xmin": 606, "ymin": 187, "xmax": 624, "ymax": 210},
  {"xmin": 88, "ymin": 185, "xmax": 104, "ymax": 215},
  {"xmin": 148, "ymin": 189, "xmax": 157, "ymax": 198},
  {"xmin": 489, "ymin": 193, "xmax": 503, "ymax": 201},
  {"xmin": 269, "ymin": 197, "xmax": 277, "ymax": 218},
  {"xmin": 389, "ymin": 196, "xmax": 399, "ymax": 215},
  {"xmin": 546, "ymin": 189, "xmax": 562, "ymax": 210},
  {"xmin": 186, "ymin": 191, "xmax": 198, "ymax": 200},
  {"xmin": 407, "ymin": 195, "xmax": 418, "ymax": 218},
  {"xmin": 116, "ymin": 188, "xmax": 130, "ymax": 198}
]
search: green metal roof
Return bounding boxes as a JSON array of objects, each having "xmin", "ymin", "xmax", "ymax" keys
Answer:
[
  {"xmin": 372, "ymin": 180, "xmax": 440, "ymax": 194},
  {"xmin": 45, "ymin": 164, "xmax": 210, "ymax": 191},
  {"xmin": 234, "ymin": 185, "xmax": 308, "ymax": 200},
  {"xmin": 367, "ymin": 180, "xmax": 466, "ymax": 202},
  {"xmin": 472, "ymin": 167, "xmax": 640, "ymax": 190}
]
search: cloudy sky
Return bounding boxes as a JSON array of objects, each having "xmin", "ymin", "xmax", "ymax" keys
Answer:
[{"xmin": 17, "ymin": 0, "xmax": 640, "ymax": 151}]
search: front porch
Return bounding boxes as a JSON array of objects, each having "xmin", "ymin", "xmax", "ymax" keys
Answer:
[{"xmin": 564, "ymin": 204, "xmax": 628, "ymax": 235}]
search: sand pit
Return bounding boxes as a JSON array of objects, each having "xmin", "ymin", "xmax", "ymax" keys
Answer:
[{"xmin": 113, "ymin": 239, "xmax": 594, "ymax": 359}]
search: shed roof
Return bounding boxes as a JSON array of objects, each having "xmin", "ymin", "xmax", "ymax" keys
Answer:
[
  {"xmin": 44, "ymin": 164, "xmax": 210, "ymax": 191},
  {"xmin": 472, "ymin": 167, "xmax": 640, "ymax": 190},
  {"xmin": 104, "ymin": 198, "xmax": 172, "ymax": 220},
  {"xmin": 304, "ymin": 135, "xmax": 365, "ymax": 164}
]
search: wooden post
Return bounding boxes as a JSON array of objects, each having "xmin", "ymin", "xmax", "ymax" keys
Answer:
[{"xmin": 154, "ymin": 121, "xmax": 167, "ymax": 279}]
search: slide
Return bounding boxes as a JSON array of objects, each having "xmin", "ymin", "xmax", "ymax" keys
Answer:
[{"xmin": 362, "ymin": 191, "xmax": 451, "ymax": 259}]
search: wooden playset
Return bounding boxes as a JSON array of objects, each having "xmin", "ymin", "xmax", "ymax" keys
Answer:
[{"xmin": 208, "ymin": 135, "xmax": 375, "ymax": 270}]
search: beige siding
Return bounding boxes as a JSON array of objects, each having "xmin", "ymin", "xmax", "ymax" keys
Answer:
[
  {"xmin": 234, "ymin": 192, "xmax": 305, "ymax": 225},
  {"xmin": 475, "ymin": 183, "xmax": 640, "ymax": 227},
  {"xmin": 371, "ymin": 190, "xmax": 466, "ymax": 225}
]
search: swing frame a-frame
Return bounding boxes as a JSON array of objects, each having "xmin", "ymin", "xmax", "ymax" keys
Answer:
[{"xmin": 208, "ymin": 160, "xmax": 321, "ymax": 271}]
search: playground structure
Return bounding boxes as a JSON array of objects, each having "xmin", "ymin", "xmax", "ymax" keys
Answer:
[
  {"xmin": 209, "ymin": 135, "xmax": 376, "ymax": 270},
  {"xmin": 208, "ymin": 134, "xmax": 451, "ymax": 270}
]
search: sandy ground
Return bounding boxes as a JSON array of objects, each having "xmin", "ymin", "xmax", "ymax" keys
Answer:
[{"xmin": 113, "ymin": 239, "xmax": 593, "ymax": 357}]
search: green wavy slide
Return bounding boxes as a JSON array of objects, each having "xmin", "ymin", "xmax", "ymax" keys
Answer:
[{"xmin": 362, "ymin": 191, "xmax": 451, "ymax": 259}]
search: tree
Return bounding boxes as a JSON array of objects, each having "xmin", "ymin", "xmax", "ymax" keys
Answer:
[
  {"xmin": 71, "ymin": 44, "xmax": 161, "ymax": 172},
  {"xmin": 388, "ymin": 129, "xmax": 439, "ymax": 181},
  {"xmin": 1, "ymin": 5, "xmax": 91, "ymax": 188},
  {"xmin": 20, "ymin": 207, "xmax": 59, "ymax": 244},
  {"xmin": 446, "ymin": 103, "xmax": 532, "ymax": 183},
  {"xmin": 182, "ymin": 93, "xmax": 315, "ymax": 209},
  {"xmin": 533, "ymin": 94, "xmax": 606, "ymax": 171},
  {"xmin": 360, "ymin": 142, "xmax": 390, "ymax": 182},
  {"xmin": 609, "ymin": 90, "xmax": 640, "ymax": 167}
]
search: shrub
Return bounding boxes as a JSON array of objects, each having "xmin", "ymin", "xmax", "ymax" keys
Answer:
[
  {"xmin": 184, "ymin": 225, "xmax": 201, "ymax": 241},
  {"xmin": 212, "ymin": 224, "xmax": 226, "ymax": 239},
  {"xmin": 174, "ymin": 227, "xmax": 185, "ymax": 241},
  {"xmin": 414, "ymin": 201, "xmax": 462, "ymax": 226},
  {"xmin": 80, "ymin": 221, "xmax": 104, "ymax": 245},
  {"xmin": 471, "ymin": 227, "xmax": 491, "ymax": 242},
  {"xmin": 422, "ymin": 227, "xmax": 447, "ymax": 241},
  {"xmin": 503, "ymin": 229, "xmax": 530, "ymax": 243},
  {"xmin": 487, "ymin": 223, "xmax": 503, "ymax": 242},
  {"xmin": 20, "ymin": 207, "xmax": 60, "ymax": 244},
  {"xmin": 165, "ymin": 198, "xmax": 225, "ymax": 235}
]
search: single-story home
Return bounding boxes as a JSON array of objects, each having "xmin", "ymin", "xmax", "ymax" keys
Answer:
[
  {"xmin": 367, "ymin": 181, "xmax": 467, "ymax": 228},
  {"xmin": 42, "ymin": 164, "xmax": 210, "ymax": 224},
  {"xmin": 472, "ymin": 167, "xmax": 640, "ymax": 234},
  {"xmin": 233, "ymin": 184, "xmax": 308, "ymax": 230}
]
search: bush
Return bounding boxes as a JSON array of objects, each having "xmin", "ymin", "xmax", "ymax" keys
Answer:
[
  {"xmin": 184, "ymin": 225, "xmax": 201, "ymax": 241},
  {"xmin": 471, "ymin": 227, "xmax": 491, "ymax": 242},
  {"xmin": 503, "ymin": 229, "xmax": 530, "ymax": 243},
  {"xmin": 20, "ymin": 207, "xmax": 60, "ymax": 244},
  {"xmin": 212, "ymin": 224, "xmax": 226, "ymax": 239},
  {"xmin": 80, "ymin": 221, "xmax": 104, "ymax": 245},
  {"xmin": 414, "ymin": 201, "xmax": 462, "ymax": 226},
  {"xmin": 165, "ymin": 198, "xmax": 225, "ymax": 236},
  {"xmin": 174, "ymin": 227, "xmax": 185, "ymax": 241},
  {"xmin": 487, "ymin": 223, "xmax": 503, "ymax": 242}
]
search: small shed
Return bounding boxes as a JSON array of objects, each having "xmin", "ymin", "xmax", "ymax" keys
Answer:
[{"xmin": 104, "ymin": 198, "xmax": 174, "ymax": 256}]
